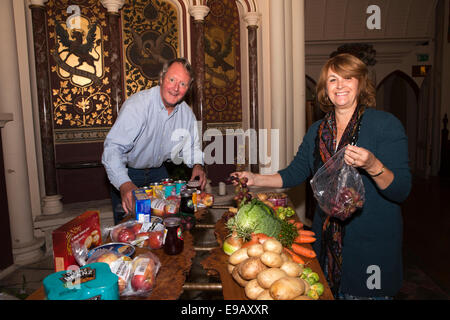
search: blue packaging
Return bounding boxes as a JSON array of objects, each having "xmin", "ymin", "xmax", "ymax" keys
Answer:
[
  {"xmin": 133, "ymin": 189, "xmax": 151, "ymax": 223},
  {"xmin": 43, "ymin": 262, "xmax": 119, "ymax": 300}
]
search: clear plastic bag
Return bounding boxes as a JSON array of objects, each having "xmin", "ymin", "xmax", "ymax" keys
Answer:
[
  {"xmin": 121, "ymin": 252, "xmax": 161, "ymax": 297},
  {"xmin": 310, "ymin": 147, "xmax": 365, "ymax": 221}
]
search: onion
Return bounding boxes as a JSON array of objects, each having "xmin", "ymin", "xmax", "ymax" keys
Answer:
[{"xmin": 223, "ymin": 231, "xmax": 244, "ymax": 255}]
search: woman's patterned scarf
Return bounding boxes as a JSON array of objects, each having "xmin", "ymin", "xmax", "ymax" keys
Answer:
[{"xmin": 314, "ymin": 104, "xmax": 365, "ymax": 297}]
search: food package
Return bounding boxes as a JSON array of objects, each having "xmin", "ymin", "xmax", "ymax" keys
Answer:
[
  {"xmin": 52, "ymin": 210, "xmax": 102, "ymax": 272},
  {"xmin": 108, "ymin": 217, "xmax": 166, "ymax": 249},
  {"xmin": 121, "ymin": 252, "xmax": 161, "ymax": 297},
  {"xmin": 150, "ymin": 196, "xmax": 180, "ymax": 217},
  {"xmin": 310, "ymin": 147, "xmax": 365, "ymax": 221},
  {"xmin": 43, "ymin": 262, "xmax": 119, "ymax": 300},
  {"xmin": 197, "ymin": 192, "xmax": 214, "ymax": 207},
  {"xmin": 86, "ymin": 250, "xmax": 133, "ymax": 294}
]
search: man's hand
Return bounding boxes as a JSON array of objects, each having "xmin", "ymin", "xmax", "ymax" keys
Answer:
[
  {"xmin": 190, "ymin": 164, "xmax": 207, "ymax": 190},
  {"xmin": 119, "ymin": 181, "xmax": 138, "ymax": 214}
]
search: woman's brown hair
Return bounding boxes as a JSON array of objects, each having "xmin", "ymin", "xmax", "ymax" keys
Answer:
[{"xmin": 316, "ymin": 53, "xmax": 376, "ymax": 112}]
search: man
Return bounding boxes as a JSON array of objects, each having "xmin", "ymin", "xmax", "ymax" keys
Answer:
[{"xmin": 102, "ymin": 58, "xmax": 206, "ymax": 224}]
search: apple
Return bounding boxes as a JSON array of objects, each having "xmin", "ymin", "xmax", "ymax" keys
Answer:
[
  {"xmin": 130, "ymin": 223, "xmax": 143, "ymax": 235},
  {"xmin": 135, "ymin": 232, "xmax": 151, "ymax": 247},
  {"xmin": 131, "ymin": 257, "xmax": 156, "ymax": 292},
  {"xmin": 111, "ymin": 225, "xmax": 127, "ymax": 242},
  {"xmin": 148, "ymin": 231, "xmax": 164, "ymax": 249},
  {"xmin": 117, "ymin": 228, "xmax": 136, "ymax": 243},
  {"xmin": 131, "ymin": 274, "xmax": 154, "ymax": 292},
  {"xmin": 96, "ymin": 252, "xmax": 119, "ymax": 264}
]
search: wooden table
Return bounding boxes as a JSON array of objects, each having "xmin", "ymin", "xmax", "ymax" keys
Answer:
[
  {"xmin": 26, "ymin": 207, "xmax": 210, "ymax": 300},
  {"xmin": 201, "ymin": 212, "xmax": 334, "ymax": 300}
]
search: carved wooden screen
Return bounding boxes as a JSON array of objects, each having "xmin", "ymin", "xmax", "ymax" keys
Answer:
[
  {"xmin": 45, "ymin": 0, "xmax": 115, "ymax": 203},
  {"xmin": 121, "ymin": 0, "xmax": 184, "ymax": 98}
]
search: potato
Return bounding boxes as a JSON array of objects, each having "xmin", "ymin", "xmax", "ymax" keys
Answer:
[
  {"xmin": 256, "ymin": 268, "xmax": 287, "ymax": 289},
  {"xmin": 247, "ymin": 243, "xmax": 264, "ymax": 257},
  {"xmin": 280, "ymin": 251, "xmax": 292, "ymax": 262},
  {"xmin": 245, "ymin": 279, "xmax": 266, "ymax": 300},
  {"xmin": 229, "ymin": 247, "xmax": 249, "ymax": 265},
  {"xmin": 232, "ymin": 263, "xmax": 249, "ymax": 287},
  {"xmin": 262, "ymin": 238, "xmax": 283, "ymax": 254},
  {"xmin": 227, "ymin": 263, "xmax": 235, "ymax": 274},
  {"xmin": 256, "ymin": 289, "xmax": 274, "ymax": 300},
  {"xmin": 238, "ymin": 257, "xmax": 267, "ymax": 280},
  {"xmin": 260, "ymin": 251, "xmax": 283, "ymax": 268},
  {"xmin": 294, "ymin": 295, "xmax": 313, "ymax": 300},
  {"xmin": 269, "ymin": 276, "xmax": 305, "ymax": 300},
  {"xmin": 301, "ymin": 278, "xmax": 310, "ymax": 294},
  {"xmin": 280, "ymin": 261, "xmax": 304, "ymax": 277}
]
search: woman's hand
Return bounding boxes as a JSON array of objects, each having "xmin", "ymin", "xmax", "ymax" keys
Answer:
[
  {"xmin": 229, "ymin": 171, "xmax": 283, "ymax": 188},
  {"xmin": 344, "ymin": 144, "xmax": 377, "ymax": 171},
  {"xmin": 230, "ymin": 171, "xmax": 256, "ymax": 186}
]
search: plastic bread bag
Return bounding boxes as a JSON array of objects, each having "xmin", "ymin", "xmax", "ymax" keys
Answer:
[
  {"xmin": 121, "ymin": 252, "xmax": 161, "ymax": 297},
  {"xmin": 310, "ymin": 147, "xmax": 365, "ymax": 221},
  {"xmin": 86, "ymin": 249, "xmax": 133, "ymax": 294},
  {"xmin": 72, "ymin": 240, "xmax": 89, "ymax": 267}
]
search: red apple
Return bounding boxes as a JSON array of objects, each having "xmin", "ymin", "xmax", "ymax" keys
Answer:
[
  {"xmin": 131, "ymin": 274, "xmax": 154, "ymax": 292},
  {"xmin": 135, "ymin": 232, "xmax": 151, "ymax": 247},
  {"xmin": 148, "ymin": 231, "xmax": 164, "ymax": 249},
  {"xmin": 117, "ymin": 228, "xmax": 136, "ymax": 243},
  {"xmin": 111, "ymin": 225, "xmax": 127, "ymax": 242},
  {"xmin": 130, "ymin": 223, "xmax": 143, "ymax": 235}
]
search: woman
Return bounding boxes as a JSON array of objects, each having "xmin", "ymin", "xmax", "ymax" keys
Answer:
[{"xmin": 232, "ymin": 53, "xmax": 411, "ymax": 299}]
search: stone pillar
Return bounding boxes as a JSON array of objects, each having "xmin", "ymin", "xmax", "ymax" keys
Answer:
[
  {"xmin": 244, "ymin": 12, "xmax": 260, "ymax": 173},
  {"xmin": 290, "ymin": 0, "xmax": 307, "ymax": 224},
  {"xmin": 29, "ymin": 0, "xmax": 63, "ymax": 215},
  {"xmin": 0, "ymin": 0, "xmax": 45, "ymax": 265},
  {"xmin": 292, "ymin": 0, "xmax": 306, "ymax": 154},
  {"xmin": 101, "ymin": 0, "xmax": 125, "ymax": 119},
  {"xmin": 269, "ymin": 0, "xmax": 286, "ymax": 171},
  {"xmin": 188, "ymin": 4, "xmax": 210, "ymax": 128}
]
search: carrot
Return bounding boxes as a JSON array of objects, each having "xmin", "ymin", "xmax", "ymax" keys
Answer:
[
  {"xmin": 298, "ymin": 230, "xmax": 315, "ymax": 237},
  {"xmin": 241, "ymin": 238, "xmax": 258, "ymax": 248},
  {"xmin": 253, "ymin": 233, "xmax": 273, "ymax": 244},
  {"xmin": 294, "ymin": 222, "xmax": 304, "ymax": 230},
  {"xmin": 294, "ymin": 235, "xmax": 316, "ymax": 244},
  {"xmin": 287, "ymin": 219, "xmax": 304, "ymax": 230},
  {"xmin": 291, "ymin": 243, "xmax": 317, "ymax": 258},
  {"xmin": 283, "ymin": 247, "xmax": 305, "ymax": 265}
]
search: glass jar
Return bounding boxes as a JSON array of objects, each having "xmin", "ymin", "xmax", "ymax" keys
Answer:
[
  {"xmin": 163, "ymin": 217, "xmax": 183, "ymax": 255},
  {"xmin": 179, "ymin": 190, "xmax": 195, "ymax": 215}
]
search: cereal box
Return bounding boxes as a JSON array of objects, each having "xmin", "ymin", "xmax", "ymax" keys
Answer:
[{"xmin": 52, "ymin": 210, "xmax": 102, "ymax": 272}]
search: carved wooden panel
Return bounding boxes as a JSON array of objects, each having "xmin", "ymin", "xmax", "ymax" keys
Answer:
[
  {"xmin": 46, "ymin": 0, "xmax": 113, "ymax": 144},
  {"xmin": 121, "ymin": 0, "xmax": 182, "ymax": 98}
]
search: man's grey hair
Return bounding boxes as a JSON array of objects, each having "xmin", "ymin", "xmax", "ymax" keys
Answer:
[{"xmin": 159, "ymin": 57, "xmax": 195, "ymax": 88}]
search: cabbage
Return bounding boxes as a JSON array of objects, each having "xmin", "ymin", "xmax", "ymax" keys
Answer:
[{"xmin": 226, "ymin": 199, "xmax": 282, "ymax": 239}]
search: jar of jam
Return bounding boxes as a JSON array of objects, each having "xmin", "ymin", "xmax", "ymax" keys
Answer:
[
  {"xmin": 163, "ymin": 217, "xmax": 183, "ymax": 255},
  {"xmin": 179, "ymin": 190, "xmax": 195, "ymax": 215}
]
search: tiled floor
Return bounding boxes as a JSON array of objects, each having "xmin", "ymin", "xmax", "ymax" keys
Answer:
[{"xmin": 1, "ymin": 177, "xmax": 449, "ymax": 300}]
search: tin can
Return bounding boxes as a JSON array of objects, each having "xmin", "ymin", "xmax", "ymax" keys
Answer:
[
  {"xmin": 187, "ymin": 180, "xmax": 201, "ymax": 190},
  {"xmin": 164, "ymin": 183, "xmax": 176, "ymax": 198},
  {"xmin": 141, "ymin": 186, "xmax": 152, "ymax": 197},
  {"xmin": 174, "ymin": 180, "xmax": 187, "ymax": 195},
  {"xmin": 160, "ymin": 178, "xmax": 174, "ymax": 185},
  {"xmin": 149, "ymin": 182, "xmax": 163, "ymax": 198}
]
